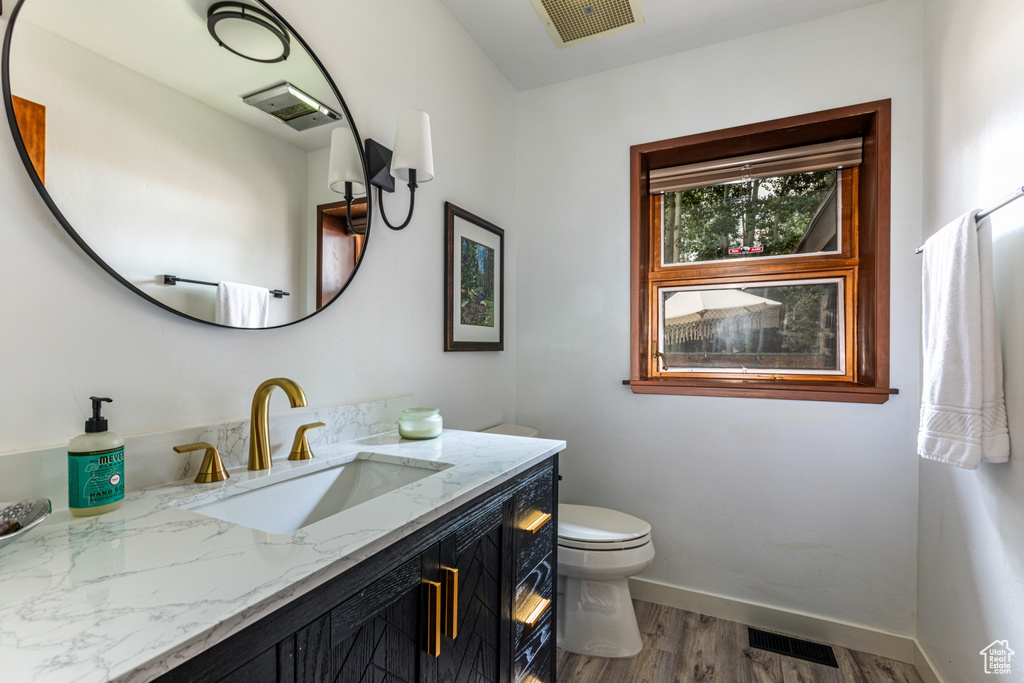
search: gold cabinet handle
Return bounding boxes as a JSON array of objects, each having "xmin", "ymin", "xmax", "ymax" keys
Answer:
[
  {"xmin": 443, "ymin": 567, "xmax": 458, "ymax": 639},
  {"xmin": 425, "ymin": 580, "xmax": 442, "ymax": 657},
  {"xmin": 521, "ymin": 596, "xmax": 551, "ymax": 627},
  {"xmin": 289, "ymin": 422, "xmax": 326, "ymax": 461},
  {"xmin": 524, "ymin": 511, "xmax": 552, "ymax": 534},
  {"xmin": 173, "ymin": 442, "xmax": 229, "ymax": 484}
]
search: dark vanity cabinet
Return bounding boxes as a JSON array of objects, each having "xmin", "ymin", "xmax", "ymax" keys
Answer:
[{"xmin": 158, "ymin": 457, "xmax": 557, "ymax": 683}]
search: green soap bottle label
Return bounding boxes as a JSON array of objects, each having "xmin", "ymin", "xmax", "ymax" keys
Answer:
[{"xmin": 68, "ymin": 447, "xmax": 125, "ymax": 509}]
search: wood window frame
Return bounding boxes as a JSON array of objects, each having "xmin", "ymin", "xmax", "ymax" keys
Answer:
[{"xmin": 629, "ymin": 100, "xmax": 894, "ymax": 404}]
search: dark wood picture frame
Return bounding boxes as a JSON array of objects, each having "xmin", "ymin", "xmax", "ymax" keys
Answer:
[{"xmin": 445, "ymin": 202, "xmax": 504, "ymax": 351}]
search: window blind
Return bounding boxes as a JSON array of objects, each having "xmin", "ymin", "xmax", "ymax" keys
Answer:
[{"xmin": 648, "ymin": 138, "xmax": 862, "ymax": 194}]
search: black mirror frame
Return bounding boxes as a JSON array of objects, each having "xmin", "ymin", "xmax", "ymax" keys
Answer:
[{"xmin": 1, "ymin": 0, "xmax": 371, "ymax": 330}]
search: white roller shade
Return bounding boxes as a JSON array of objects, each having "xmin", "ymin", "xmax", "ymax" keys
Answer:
[{"xmin": 649, "ymin": 138, "xmax": 862, "ymax": 194}]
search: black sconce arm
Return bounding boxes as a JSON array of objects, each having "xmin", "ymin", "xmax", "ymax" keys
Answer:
[
  {"xmin": 365, "ymin": 138, "xmax": 424, "ymax": 232},
  {"xmin": 377, "ymin": 169, "xmax": 418, "ymax": 231},
  {"xmin": 339, "ymin": 182, "xmax": 365, "ymax": 235}
]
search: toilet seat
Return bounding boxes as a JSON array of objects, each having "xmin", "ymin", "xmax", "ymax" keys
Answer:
[
  {"xmin": 558, "ymin": 504, "xmax": 652, "ymax": 551},
  {"xmin": 558, "ymin": 533, "xmax": 651, "ymax": 551},
  {"xmin": 558, "ymin": 538, "xmax": 656, "ymax": 580}
]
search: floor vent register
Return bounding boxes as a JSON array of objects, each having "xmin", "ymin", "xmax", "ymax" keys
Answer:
[{"xmin": 748, "ymin": 628, "xmax": 839, "ymax": 668}]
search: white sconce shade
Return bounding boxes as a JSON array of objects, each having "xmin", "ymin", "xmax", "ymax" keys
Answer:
[
  {"xmin": 390, "ymin": 108, "xmax": 434, "ymax": 183},
  {"xmin": 327, "ymin": 127, "xmax": 365, "ymax": 195},
  {"xmin": 364, "ymin": 108, "xmax": 434, "ymax": 230}
]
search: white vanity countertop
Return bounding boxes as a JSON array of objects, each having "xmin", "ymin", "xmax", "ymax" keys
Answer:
[{"xmin": 0, "ymin": 429, "xmax": 565, "ymax": 683}]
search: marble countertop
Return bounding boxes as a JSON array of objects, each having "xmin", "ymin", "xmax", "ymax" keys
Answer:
[{"xmin": 0, "ymin": 429, "xmax": 564, "ymax": 683}]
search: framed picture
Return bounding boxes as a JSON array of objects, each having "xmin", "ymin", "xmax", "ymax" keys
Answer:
[{"xmin": 445, "ymin": 202, "xmax": 504, "ymax": 351}]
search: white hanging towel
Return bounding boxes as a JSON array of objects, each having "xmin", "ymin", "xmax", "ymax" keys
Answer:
[
  {"xmin": 215, "ymin": 281, "xmax": 270, "ymax": 328},
  {"xmin": 918, "ymin": 211, "xmax": 1009, "ymax": 469}
]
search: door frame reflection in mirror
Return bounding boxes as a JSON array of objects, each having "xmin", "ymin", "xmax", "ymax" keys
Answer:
[
  {"xmin": 1, "ymin": 0, "xmax": 371, "ymax": 329},
  {"xmin": 318, "ymin": 198, "xmax": 367, "ymax": 309},
  {"xmin": 10, "ymin": 94, "xmax": 43, "ymax": 183}
]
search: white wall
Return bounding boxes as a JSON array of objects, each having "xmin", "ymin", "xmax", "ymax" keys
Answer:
[
  {"xmin": 19, "ymin": 0, "xmax": 1023, "ymax": 665},
  {"xmin": 10, "ymin": 22, "xmax": 309, "ymax": 325},
  {"xmin": 919, "ymin": 0, "xmax": 1024, "ymax": 677},
  {"xmin": 516, "ymin": 0, "xmax": 924, "ymax": 634},
  {"xmin": 0, "ymin": 0, "xmax": 518, "ymax": 451}
]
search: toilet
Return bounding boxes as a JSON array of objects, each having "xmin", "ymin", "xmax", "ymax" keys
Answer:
[
  {"xmin": 557, "ymin": 504, "xmax": 654, "ymax": 658},
  {"xmin": 480, "ymin": 424, "xmax": 655, "ymax": 658},
  {"xmin": 481, "ymin": 423, "xmax": 539, "ymax": 438}
]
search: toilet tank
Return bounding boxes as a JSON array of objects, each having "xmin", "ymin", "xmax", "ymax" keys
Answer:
[{"xmin": 482, "ymin": 423, "xmax": 539, "ymax": 438}]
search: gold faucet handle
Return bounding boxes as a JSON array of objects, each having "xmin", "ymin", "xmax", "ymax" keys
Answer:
[
  {"xmin": 289, "ymin": 422, "xmax": 326, "ymax": 461},
  {"xmin": 173, "ymin": 442, "xmax": 230, "ymax": 484}
]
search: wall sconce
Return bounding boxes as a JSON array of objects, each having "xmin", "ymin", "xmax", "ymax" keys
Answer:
[
  {"xmin": 328, "ymin": 109, "xmax": 434, "ymax": 232},
  {"xmin": 366, "ymin": 108, "xmax": 434, "ymax": 231},
  {"xmin": 327, "ymin": 127, "xmax": 367, "ymax": 235}
]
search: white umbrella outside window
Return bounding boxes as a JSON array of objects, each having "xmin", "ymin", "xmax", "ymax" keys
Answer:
[{"xmin": 664, "ymin": 289, "xmax": 782, "ymax": 353}]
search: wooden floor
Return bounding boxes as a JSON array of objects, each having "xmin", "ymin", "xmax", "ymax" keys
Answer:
[{"xmin": 556, "ymin": 600, "xmax": 924, "ymax": 683}]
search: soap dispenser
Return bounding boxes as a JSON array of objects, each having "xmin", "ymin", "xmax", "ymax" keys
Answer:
[{"xmin": 68, "ymin": 397, "xmax": 125, "ymax": 517}]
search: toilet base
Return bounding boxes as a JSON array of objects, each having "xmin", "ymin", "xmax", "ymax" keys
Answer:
[{"xmin": 557, "ymin": 575, "xmax": 643, "ymax": 658}]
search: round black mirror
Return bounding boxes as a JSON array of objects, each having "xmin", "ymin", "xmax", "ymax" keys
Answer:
[{"xmin": 2, "ymin": 0, "xmax": 370, "ymax": 328}]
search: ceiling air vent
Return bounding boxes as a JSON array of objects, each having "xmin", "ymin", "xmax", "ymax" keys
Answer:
[{"xmin": 530, "ymin": 0, "xmax": 645, "ymax": 48}]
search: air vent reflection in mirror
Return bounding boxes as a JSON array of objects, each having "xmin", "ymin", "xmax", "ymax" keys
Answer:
[{"xmin": 242, "ymin": 82, "xmax": 342, "ymax": 131}]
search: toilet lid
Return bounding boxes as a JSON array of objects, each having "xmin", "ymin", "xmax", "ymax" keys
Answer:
[
  {"xmin": 482, "ymin": 423, "xmax": 539, "ymax": 438},
  {"xmin": 558, "ymin": 504, "xmax": 651, "ymax": 544}
]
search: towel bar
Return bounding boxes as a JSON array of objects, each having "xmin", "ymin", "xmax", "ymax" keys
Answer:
[
  {"xmin": 915, "ymin": 185, "xmax": 1024, "ymax": 254},
  {"xmin": 162, "ymin": 275, "xmax": 290, "ymax": 298}
]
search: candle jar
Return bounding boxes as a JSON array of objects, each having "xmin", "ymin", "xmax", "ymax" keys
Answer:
[{"xmin": 398, "ymin": 408, "xmax": 442, "ymax": 440}]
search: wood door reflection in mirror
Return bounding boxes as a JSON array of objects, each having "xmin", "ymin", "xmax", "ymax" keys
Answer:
[
  {"xmin": 317, "ymin": 198, "xmax": 367, "ymax": 309},
  {"xmin": 11, "ymin": 95, "xmax": 45, "ymax": 184}
]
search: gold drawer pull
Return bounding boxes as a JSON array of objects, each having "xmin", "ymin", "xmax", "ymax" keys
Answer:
[
  {"xmin": 521, "ymin": 596, "xmax": 551, "ymax": 627},
  {"xmin": 425, "ymin": 580, "xmax": 442, "ymax": 657},
  {"xmin": 524, "ymin": 511, "xmax": 552, "ymax": 534},
  {"xmin": 443, "ymin": 567, "xmax": 458, "ymax": 639}
]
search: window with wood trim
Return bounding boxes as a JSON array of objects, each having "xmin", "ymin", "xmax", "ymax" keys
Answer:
[{"xmin": 629, "ymin": 101, "xmax": 894, "ymax": 403}]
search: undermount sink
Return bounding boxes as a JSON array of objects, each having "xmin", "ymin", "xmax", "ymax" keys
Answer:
[{"xmin": 174, "ymin": 453, "xmax": 451, "ymax": 534}]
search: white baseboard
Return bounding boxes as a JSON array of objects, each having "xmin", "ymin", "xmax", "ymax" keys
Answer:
[
  {"xmin": 629, "ymin": 577, "xmax": 944, "ymax": 682},
  {"xmin": 914, "ymin": 641, "xmax": 945, "ymax": 683}
]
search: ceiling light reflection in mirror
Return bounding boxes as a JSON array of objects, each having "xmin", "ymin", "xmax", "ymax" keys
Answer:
[{"xmin": 3, "ymin": 0, "xmax": 368, "ymax": 328}]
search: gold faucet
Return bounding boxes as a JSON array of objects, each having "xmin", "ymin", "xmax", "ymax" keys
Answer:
[
  {"xmin": 289, "ymin": 422, "xmax": 326, "ymax": 461},
  {"xmin": 248, "ymin": 378, "xmax": 308, "ymax": 471},
  {"xmin": 174, "ymin": 442, "xmax": 229, "ymax": 483}
]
